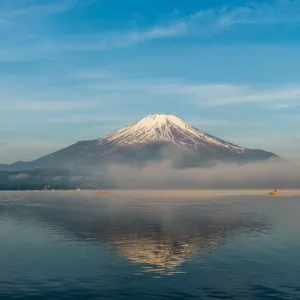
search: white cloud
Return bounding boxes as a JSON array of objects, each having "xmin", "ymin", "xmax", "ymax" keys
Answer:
[
  {"xmin": 72, "ymin": 22, "xmax": 186, "ymax": 51},
  {"xmin": 1, "ymin": 100, "xmax": 94, "ymax": 112},
  {"xmin": 264, "ymin": 103, "xmax": 300, "ymax": 110},
  {"xmin": 0, "ymin": 0, "xmax": 78, "ymax": 17},
  {"xmin": 85, "ymin": 78, "xmax": 300, "ymax": 106},
  {"xmin": 47, "ymin": 114, "xmax": 135, "ymax": 124},
  {"xmin": 1, "ymin": 0, "xmax": 299, "ymax": 61},
  {"xmin": 183, "ymin": 0, "xmax": 300, "ymax": 34},
  {"xmin": 160, "ymin": 82, "xmax": 300, "ymax": 106},
  {"xmin": 0, "ymin": 21, "xmax": 186, "ymax": 61},
  {"xmin": 197, "ymin": 84, "xmax": 300, "ymax": 106},
  {"xmin": 2, "ymin": 72, "xmax": 299, "ymax": 117},
  {"xmin": 142, "ymin": 21, "xmax": 187, "ymax": 39},
  {"xmin": 108, "ymin": 159, "xmax": 300, "ymax": 189}
]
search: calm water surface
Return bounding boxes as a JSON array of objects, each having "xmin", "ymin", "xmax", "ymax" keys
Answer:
[{"xmin": 1, "ymin": 191, "xmax": 300, "ymax": 299}]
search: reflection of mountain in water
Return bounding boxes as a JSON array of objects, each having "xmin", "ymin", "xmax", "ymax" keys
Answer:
[
  {"xmin": 111, "ymin": 237, "xmax": 197, "ymax": 273},
  {"xmin": 9, "ymin": 193, "xmax": 272, "ymax": 275},
  {"xmin": 103, "ymin": 213, "xmax": 269, "ymax": 275}
]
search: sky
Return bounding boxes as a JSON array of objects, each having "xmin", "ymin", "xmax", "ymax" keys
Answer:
[{"xmin": 0, "ymin": 0, "xmax": 300, "ymax": 163}]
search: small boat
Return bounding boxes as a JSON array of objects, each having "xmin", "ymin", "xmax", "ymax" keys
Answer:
[
  {"xmin": 98, "ymin": 191, "xmax": 106, "ymax": 195},
  {"xmin": 269, "ymin": 189, "xmax": 278, "ymax": 196}
]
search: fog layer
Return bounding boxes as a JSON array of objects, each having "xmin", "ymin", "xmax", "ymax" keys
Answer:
[{"xmin": 107, "ymin": 158, "xmax": 300, "ymax": 189}]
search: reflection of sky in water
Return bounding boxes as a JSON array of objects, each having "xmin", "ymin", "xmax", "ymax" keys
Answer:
[{"xmin": 1, "ymin": 191, "xmax": 300, "ymax": 299}]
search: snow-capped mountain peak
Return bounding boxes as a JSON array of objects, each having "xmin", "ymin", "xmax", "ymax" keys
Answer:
[
  {"xmin": 3, "ymin": 113, "xmax": 279, "ymax": 171},
  {"xmin": 134, "ymin": 114, "xmax": 190, "ymax": 128},
  {"xmin": 98, "ymin": 114, "xmax": 245, "ymax": 153}
]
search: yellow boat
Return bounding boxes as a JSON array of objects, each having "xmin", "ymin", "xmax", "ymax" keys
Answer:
[
  {"xmin": 98, "ymin": 191, "xmax": 106, "ymax": 195},
  {"xmin": 269, "ymin": 189, "xmax": 278, "ymax": 196}
]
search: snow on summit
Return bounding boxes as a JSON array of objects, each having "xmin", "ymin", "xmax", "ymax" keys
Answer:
[{"xmin": 98, "ymin": 114, "xmax": 245, "ymax": 153}]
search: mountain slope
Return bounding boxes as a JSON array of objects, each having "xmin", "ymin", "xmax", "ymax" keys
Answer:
[
  {"xmin": 4, "ymin": 114, "xmax": 279, "ymax": 170},
  {"xmin": 98, "ymin": 114, "xmax": 245, "ymax": 153}
]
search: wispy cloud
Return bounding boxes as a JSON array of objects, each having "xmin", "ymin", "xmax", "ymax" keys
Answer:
[
  {"xmin": 1, "ymin": 0, "xmax": 299, "ymax": 61},
  {"xmin": 0, "ymin": 21, "xmax": 186, "ymax": 62},
  {"xmin": 3, "ymin": 71, "xmax": 299, "ymax": 114},
  {"xmin": 85, "ymin": 78, "xmax": 300, "ymax": 107},
  {"xmin": 142, "ymin": 21, "xmax": 187, "ymax": 39},
  {"xmin": 162, "ymin": 82, "xmax": 300, "ymax": 107},
  {"xmin": 0, "ymin": 0, "xmax": 78, "ymax": 18},
  {"xmin": 196, "ymin": 84, "xmax": 300, "ymax": 106},
  {"xmin": 264, "ymin": 103, "xmax": 300, "ymax": 110},
  {"xmin": 80, "ymin": 21, "xmax": 186, "ymax": 49},
  {"xmin": 1, "ymin": 100, "xmax": 88, "ymax": 112},
  {"xmin": 47, "ymin": 114, "xmax": 135, "ymax": 124},
  {"xmin": 183, "ymin": 0, "xmax": 300, "ymax": 34}
]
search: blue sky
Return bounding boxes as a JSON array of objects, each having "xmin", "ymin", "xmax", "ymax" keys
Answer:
[{"xmin": 1, "ymin": 0, "xmax": 300, "ymax": 163}]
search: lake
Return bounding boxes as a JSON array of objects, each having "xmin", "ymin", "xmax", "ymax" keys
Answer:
[{"xmin": 1, "ymin": 190, "xmax": 300, "ymax": 300}]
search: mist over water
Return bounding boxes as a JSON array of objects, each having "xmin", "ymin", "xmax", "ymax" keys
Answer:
[
  {"xmin": 3, "ymin": 149, "xmax": 300, "ymax": 190},
  {"xmin": 107, "ymin": 158, "xmax": 300, "ymax": 189},
  {"xmin": 1, "ymin": 191, "xmax": 300, "ymax": 299}
]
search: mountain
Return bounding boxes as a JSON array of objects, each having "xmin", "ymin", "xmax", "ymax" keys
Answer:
[
  {"xmin": 0, "ymin": 164, "xmax": 9, "ymax": 171},
  {"xmin": 3, "ymin": 114, "xmax": 278, "ymax": 171},
  {"xmin": 99, "ymin": 114, "xmax": 245, "ymax": 152},
  {"xmin": 0, "ymin": 161, "xmax": 27, "ymax": 171}
]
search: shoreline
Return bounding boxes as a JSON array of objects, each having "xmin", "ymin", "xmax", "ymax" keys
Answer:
[{"xmin": 1, "ymin": 189, "xmax": 300, "ymax": 196}]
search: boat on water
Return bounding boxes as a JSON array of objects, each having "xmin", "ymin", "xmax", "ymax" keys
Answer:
[{"xmin": 269, "ymin": 189, "xmax": 278, "ymax": 196}]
